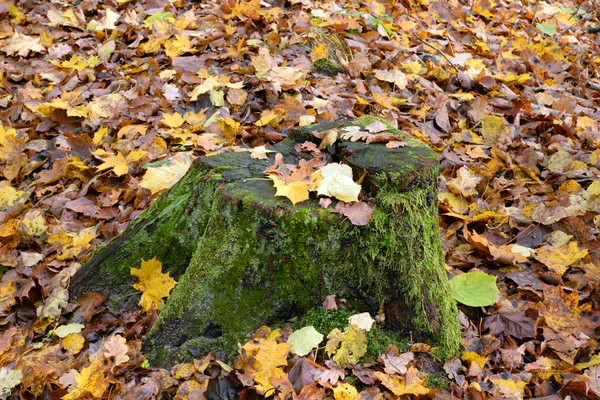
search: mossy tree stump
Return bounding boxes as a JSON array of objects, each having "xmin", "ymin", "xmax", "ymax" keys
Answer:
[{"xmin": 69, "ymin": 116, "xmax": 460, "ymax": 366}]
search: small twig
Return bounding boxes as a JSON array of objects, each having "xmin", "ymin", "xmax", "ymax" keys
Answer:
[
  {"xmin": 525, "ymin": 1, "xmax": 540, "ymax": 33},
  {"xmin": 569, "ymin": 0, "xmax": 584, "ymax": 20},
  {"xmin": 413, "ymin": 36, "xmax": 459, "ymax": 73}
]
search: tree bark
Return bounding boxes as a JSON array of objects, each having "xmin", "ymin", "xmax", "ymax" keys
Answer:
[{"xmin": 69, "ymin": 116, "xmax": 460, "ymax": 366}]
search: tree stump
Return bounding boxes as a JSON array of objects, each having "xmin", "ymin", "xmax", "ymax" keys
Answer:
[{"xmin": 69, "ymin": 116, "xmax": 460, "ymax": 366}]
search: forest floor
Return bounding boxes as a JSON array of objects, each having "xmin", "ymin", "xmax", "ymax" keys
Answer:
[{"xmin": 1, "ymin": 0, "xmax": 600, "ymax": 398}]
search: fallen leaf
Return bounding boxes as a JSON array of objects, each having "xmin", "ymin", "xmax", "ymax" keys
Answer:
[
  {"xmin": 250, "ymin": 145, "xmax": 273, "ymax": 160},
  {"xmin": 449, "ymin": 271, "xmax": 499, "ymax": 307},
  {"xmin": 326, "ymin": 325, "xmax": 367, "ymax": 366},
  {"xmin": 315, "ymin": 163, "xmax": 361, "ymax": 203},
  {"xmin": 374, "ymin": 367, "xmax": 429, "ymax": 396},
  {"xmin": 104, "ymin": 334, "xmax": 129, "ymax": 366},
  {"xmin": 348, "ymin": 312, "xmax": 375, "ymax": 331},
  {"xmin": 130, "ymin": 258, "xmax": 177, "ymax": 312},
  {"xmin": 52, "ymin": 323, "xmax": 84, "ymax": 338},
  {"xmin": 287, "ymin": 326, "xmax": 324, "ymax": 356},
  {"xmin": 533, "ymin": 241, "xmax": 588, "ymax": 276},
  {"xmin": 374, "ymin": 69, "xmax": 408, "ymax": 89},
  {"xmin": 447, "ymin": 166, "xmax": 481, "ymax": 197},
  {"xmin": 1, "ymin": 32, "xmax": 45, "ymax": 56},
  {"xmin": 140, "ymin": 152, "xmax": 193, "ymax": 195},
  {"xmin": 161, "ymin": 112, "xmax": 185, "ymax": 128},
  {"xmin": 332, "ymin": 382, "xmax": 359, "ymax": 400},
  {"xmin": 332, "ymin": 201, "xmax": 373, "ymax": 226},
  {"xmin": 62, "ymin": 333, "xmax": 85, "ymax": 355},
  {"xmin": 380, "ymin": 351, "xmax": 414, "ymax": 375}
]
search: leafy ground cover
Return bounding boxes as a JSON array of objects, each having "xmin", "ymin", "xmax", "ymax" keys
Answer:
[{"xmin": 1, "ymin": 0, "xmax": 600, "ymax": 398}]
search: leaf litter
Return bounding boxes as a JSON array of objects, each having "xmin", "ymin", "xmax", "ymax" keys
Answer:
[{"xmin": 1, "ymin": 0, "xmax": 600, "ymax": 397}]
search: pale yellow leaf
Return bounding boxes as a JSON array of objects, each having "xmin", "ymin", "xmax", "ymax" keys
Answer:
[
  {"xmin": 140, "ymin": 152, "xmax": 193, "ymax": 195},
  {"xmin": 315, "ymin": 163, "xmax": 361, "ymax": 202}
]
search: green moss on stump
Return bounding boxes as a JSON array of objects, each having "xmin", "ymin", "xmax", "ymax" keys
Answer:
[{"xmin": 69, "ymin": 116, "xmax": 461, "ymax": 367}]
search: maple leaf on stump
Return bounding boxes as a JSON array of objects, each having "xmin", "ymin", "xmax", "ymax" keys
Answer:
[{"xmin": 130, "ymin": 258, "xmax": 177, "ymax": 312}]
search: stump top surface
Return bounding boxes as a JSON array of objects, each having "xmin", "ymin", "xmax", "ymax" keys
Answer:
[{"xmin": 200, "ymin": 117, "xmax": 439, "ymax": 210}]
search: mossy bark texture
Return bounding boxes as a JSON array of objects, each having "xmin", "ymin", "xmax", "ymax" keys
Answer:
[{"xmin": 69, "ymin": 116, "xmax": 460, "ymax": 366}]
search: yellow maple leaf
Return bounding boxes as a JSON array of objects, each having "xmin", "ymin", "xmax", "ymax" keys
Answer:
[
  {"xmin": 62, "ymin": 359, "xmax": 110, "ymax": 400},
  {"xmin": 242, "ymin": 338, "xmax": 291, "ymax": 372},
  {"xmin": 34, "ymin": 99, "xmax": 89, "ymax": 119},
  {"xmin": 374, "ymin": 367, "xmax": 429, "ymax": 396},
  {"xmin": 130, "ymin": 258, "xmax": 177, "ymax": 312},
  {"xmin": 0, "ymin": 280, "xmax": 17, "ymax": 315},
  {"xmin": 0, "ymin": 182, "xmax": 23, "ymax": 208},
  {"xmin": 268, "ymin": 175, "xmax": 311, "ymax": 205},
  {"xmin": 462, "ymin": 351, "xmax": 487, "ymax": 368},
  {"xmin": 216, "ymin": 117, "xmax": 240, "ymax": 142},
  {"xmin": 253, "ymin": 367, "xmax": 287, "ymax": 395},
  {"xmin": 95, "ymin": 151, "xmax": 129, "ymax": 177},
  {"xmin": 372, "ymin": 92, "xmax": 398, "ymax": 110},
  {"xmin": 51, "ymin": 54, "xmax": 100, "ymax": 71},
  {"xmin": 164, "ymin": 34, "xmax": 192, "ymax": 58},
  {"xmin": 534, "ymin": 241, "xmax": 588, "ymax": 276},
  {"xmin": 20, "ymin": 213, "xmax": 47, "ymax": 237},
  {"xmin": 161, "ymin": 112, "xmax": 185, "ymax": 128},
  {"xmin": 489, "ymin": 377, "xmax": 527, "ymax": 398},
  {"xmin": 88, "ymin": 93, "xmax": 124, "ymax": 121}
]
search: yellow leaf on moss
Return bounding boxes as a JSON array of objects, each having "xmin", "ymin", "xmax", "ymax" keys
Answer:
[
  {"xmin": 140, "ymin": 152, "xmax": 193, "ymax": 195},
  {"xmin": 130, "ymin": 258, "xmax": 177, "ymax": 312},
  {"xmin": 315, "ymin": 163, "xmax": 361, "ymax": 203},
  {"xmin": 326, "ymin": 325, "xmax": 367, "ymax": 366},
  {"xmin": 268, "ymin": 172, "xmax": 317, "ymax": 205}
]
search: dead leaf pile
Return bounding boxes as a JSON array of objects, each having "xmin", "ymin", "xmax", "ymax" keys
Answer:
[{"xmin": 2, "ymin": 0, "xmax": 600, "ymax": 397}]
